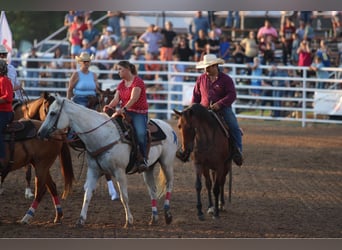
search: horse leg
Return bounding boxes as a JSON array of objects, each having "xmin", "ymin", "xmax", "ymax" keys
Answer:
[
  {"xmin": 162, "ymin": 166, "xmax": 174, "ymax": 225},
  {"xmin": 195, "ymin": 173, "xmax": 204, "ymax": 221},
  {"xmin": 212, "ymin": 180, "xmax": 220, "ymax": 219},
  {"xmin": 113, "ymin": 168, "xmax": 134, "ymax": 228},
  {"xmin": 45, "ymin": 173, "xmax": 63, "ymax": 224},
  {"xmin": 143, "ymin": 170, "xmax": 159, "ymax": 226},
  {"xmin": 76, "ymin": 168, "xmax": 98, "ymax": 227},
  {"xmin": 206, "ymin": 170, "xmax": 214, "ymax": 215},
  {"xmin": 24, "ymin": 164, "xmax": 34, "ymax": 199},
  {"xmin": 20, "ymin": 175, "xmax": 47, "ymax": 224}
]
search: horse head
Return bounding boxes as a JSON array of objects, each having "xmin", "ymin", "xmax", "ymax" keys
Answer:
[
  {"xmin": 37, "ymin": 95, "xmax": 67, "ymax": 139},
  {"xmin": 41, "ymin": 92, "xmax": 56, "ymax": 119},
  {"xmin": 173, "ymin": 107, "xmax": 196, "ymax": 162}
]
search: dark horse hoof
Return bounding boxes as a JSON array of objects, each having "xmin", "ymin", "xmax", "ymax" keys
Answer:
[
  {"xmin": 198, "ymin": 214, "xmax": 205, "ymax": 221},
  {"xmin": 164, "ymin": 210, "xmax": 173, "ymax": 225}
]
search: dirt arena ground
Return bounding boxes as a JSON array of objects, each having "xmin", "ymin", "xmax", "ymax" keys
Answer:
[{"xmin": 0, "ymin": 119, "xmax": 341, "ymax": 239}]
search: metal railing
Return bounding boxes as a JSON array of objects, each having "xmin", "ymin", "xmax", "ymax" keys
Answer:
[{"xmin": 12, "ymin": 57, "xmax": 342, "ymax": 127}]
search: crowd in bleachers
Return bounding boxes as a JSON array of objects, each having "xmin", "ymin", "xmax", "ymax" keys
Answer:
[{"xmin": 14, "ymin": 11, "xmax": 342, "ymax": 118}]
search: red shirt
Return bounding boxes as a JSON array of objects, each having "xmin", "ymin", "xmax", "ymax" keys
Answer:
[
  {"xmin": 117, "ymin": 76, "xmax": 148, "ymax": 114},
  {"xmin": 298, "ymin": 51, "xmax": 312, "ymax": 67},
  {"xmin": 0, "ymin": 75, "xmax": 13, "ymax": 112},
  {"xmin": 192, "ymin": 71, "xmax": 237, "ymax": 108}
]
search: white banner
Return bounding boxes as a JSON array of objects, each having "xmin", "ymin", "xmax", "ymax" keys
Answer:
[
  {"xmin": 314, "ymin": 90, "xmax": 342, "ymax": 115},
  {"xmin": 0, "ymin": 11, "xmax": 12, "ymax": 62}
]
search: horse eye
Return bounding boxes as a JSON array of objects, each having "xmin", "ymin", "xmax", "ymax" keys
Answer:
[{"xmin": 50, "ymin": 111, "xmax": 56, "ymax": 116}]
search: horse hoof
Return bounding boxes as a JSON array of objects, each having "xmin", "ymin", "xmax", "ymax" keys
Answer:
[
  {"xmin": 198, "ymin": 214, "xmax": 205, "ymax": 221},
  {"xmin": 123, "ymin": 222, "xmax": 134, "ymax": 229},
  {"xmin": 164, "ymin": 210, "xmax": 173, "ymax": 225},
  {"xmin": 75, "ymin": 217, "xmax": 85, "ymax": 228},
  {"xmin": 149, "ymin": 215, "xmax": 159, "ymax": 226},
  {"xmin": 207, "ymin": 207, "xmax": 215, "ymax": 215},
  {"xmin": 25, "ymin": 188, "xmax": 34, "ymax": 199}
]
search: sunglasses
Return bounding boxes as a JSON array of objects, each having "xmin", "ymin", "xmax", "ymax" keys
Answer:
[
  {"xmin": 82, "ymin": 61, "xmax": 90, "ymax": 63},
  {"xmin": 0, "ymin": 53, "xmax": 7, "ymax": 57}
]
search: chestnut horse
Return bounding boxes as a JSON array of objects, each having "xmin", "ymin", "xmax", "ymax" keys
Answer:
[
  {"xmin": 0, "ymin": 119, "xmax": 74, "ymax": 224},
  {"xmin": 4, "ymin": 92, "xmax": 56, "ymax": 199},
  {"xmin": 174, "ymin": 103, "xmax": 233, "ymax": 220}
]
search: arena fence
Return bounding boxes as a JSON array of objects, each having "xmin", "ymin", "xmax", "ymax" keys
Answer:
[{"xmin": 12, "ymin": 57, "xmax": 342, "ymax": 127}]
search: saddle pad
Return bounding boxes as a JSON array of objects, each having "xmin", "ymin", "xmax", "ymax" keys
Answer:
[
  {"xmin": 148, "ymin": 119, "xmax": 166, "ymax": 142},
  {"xmin": 4, "ymin": 120, "xmax": 37, "ymax": 141}
]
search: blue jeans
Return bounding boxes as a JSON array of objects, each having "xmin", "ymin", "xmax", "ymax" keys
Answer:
[
  {"xmin": 26, "ymin": 71, "xmax": 39, "ymax": 96},
  {"xmin": 72, "ymin": 95, "xmax": 90, "ymax": 107},
  {"xmin": 0, "ymin": 112, "xmax": 13, "ymax": 158},
  {"xmin": 226, "ymin": 11, "xmax": 240, "ymax": 28},
  {"xmin": 127, "ymin": 111, "xmax": 148, "ymax": 159},
  {"xmin": 221, "ymin": 106, "xmax": 242, "ymax": 152}
]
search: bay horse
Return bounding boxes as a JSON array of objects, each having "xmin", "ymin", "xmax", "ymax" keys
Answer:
[
  {"xmin": 1, "ymin": 92, "xmax": 56, "ymax": 199},
  {"xmin": 173, "ymin": 103, "xmax": 233, "ymax": 220},
  {"xmin": 37, "ymin": 96, "xmax": 178, "ymax": 228},
  {"xmin": 0, "ymin": 119, "xmax": 74, "ymax": 224}
]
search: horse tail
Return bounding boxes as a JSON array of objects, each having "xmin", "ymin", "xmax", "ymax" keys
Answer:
[
  {"xmin": 59, "ymin": 142, "xmax": 75, "ymax": 199},
  {"xmin": 155, "ymin": 167, "xmax": 167, "ymax": 199}
]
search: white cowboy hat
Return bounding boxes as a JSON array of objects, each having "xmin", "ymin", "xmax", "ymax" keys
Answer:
[
  {"xmin": 75, "ymin": 52, "xmax": 94, "ymax": 63},
  {"xmin": 196, "ymin": 54, "xmax": 225, "ymax": 69},
  {"xmin": 0, "ymin": 45, "xmax": 8, "ymax": 54}
]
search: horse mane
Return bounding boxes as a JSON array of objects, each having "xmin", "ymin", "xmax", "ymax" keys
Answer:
[{"xmin": 187, "ymin": 103, "xmax": 218, "ymax": 129}]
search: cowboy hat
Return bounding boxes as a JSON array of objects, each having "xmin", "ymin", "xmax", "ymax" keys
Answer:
[
  {"xmin": 75, "ymin": 52, "xmax": 94, "ymax": 62},
  {"xmin": 0, "ymin": 45, "xmax": 8, "ymax": 54},
  {"xmin": 196, "ymin": 54, "xmax": 225, "ymax": 69}
]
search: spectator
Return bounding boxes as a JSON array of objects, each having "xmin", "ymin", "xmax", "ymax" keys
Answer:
[
  {"xmin": 170, "ymin": 53, "xmax": 186, "ymax": 110},
  {"xmin": 309, "ymin": 56, "xmax": 330, "ymax": 89},
  {"xmin": 206, "ymin": 30, "xmax": 220, "ymax": 57},
  {"xmin": 219, "ymin": 34, "xmax": 231, "ymax": 62},
  {"xmin": 83, "ymin": 19, "xmax": 100, "ymax": 49},
  {"xmin": 297, "ymin": 39, "xmax": 313, "ymax": 78},
  {"xmin": 295, "ymin": 20, "xmax": 306, "ymax": 41},
  {"xmin": 315, "ymin": 39, "xmax": 331, "ymax": 67},
  {"xmin": 98, "ymin": 26, "xmax": 116, "ymax": 48},
  {"xmin": 246, "ymin": 57, "xmax": 263, "ymax": 105},
  {"xmin": 281, "ymin": 17, "xmax": 296, "ymax": 64},
  {"xmin": 297, "ymin": 39, "xmax": 312, "ymax": 67},
  {"xmin": 50, "ymin": 47, "xmax": 66, "ymax": 92},
  {"xmin": 144, "ymin": 53, "xmax": 166, "ymax": 119},
  {"xmin": 107, "ymin": 11, "xmax": 125, "ymax": 39},
  {"xmin": 160, "ymin": 21, "xmax": 177, "ymax": 71},
  {"xmin": 194, "ymin": 29, "xmax": 208, "ymax": 62},
  {"xmin": 257, "ymin": 19, "xmax": 278, "ymax": 42},
  {"xmin": 64, "ymin": 10, "xmax": 77, "ymax": 28},
  {"xmin": 117, "ymin": 27, "xmax": 134, "ymax": 60},
  {"xmin": 173, "ymin": 36, "xmax": 194, "ymax": 62},
  {"xmin": 138, "ymin": 24, "xmax": 163, "ymax": 58},
  {"xmin": 80, "ymin": 38, "xmax": 93, "ymax": 55},
  {"xmin": 232, "ymin": 42, "xmax": 245, "ymax": 65},
  {"xmin": 189, "ymin": 11, "xmax": 210, "ymax": 40},
  {"xmin": 298, "ymin": 11, "xmax": 313, "ymax": 25},
  {"xmin": 331, "ymin": 11, "xmax": 342, "ymax": 38},
  {"xmin": 303, "ymin": 21, "xmax": 315, "ymax": 42},
  {"xmin": 240, "ymin": 31, "xmax": 259, "ymax": 63},
  {"xmin": 225, "ymin": 11, "xmax": 240, "ymax": 29},
  {"xmin": 291, "ymin": 33, "xmax": 300, "ymax": 64},
  {"xmin": 260, "ymin": 36, "xmax": 275, "ymax": 65},
  {"xmin": 280, "ymin": 35, "xmax": 290, "ymax": 65},
  {"xmin": 268, "ymin": 63, "xmax": 290, "ymax": 117},
  {"xmin": 25, "ymin": 47, "xmax": 40, "ymax": 97},
  {"xmin": 129, "ymin": 47, "xmax": 146, "ymax": 79}
]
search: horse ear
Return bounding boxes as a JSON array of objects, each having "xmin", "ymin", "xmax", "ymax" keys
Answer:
[{"xmin": 173, "ymin": 109, "xmax": 182, "ymax": 117}]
